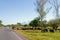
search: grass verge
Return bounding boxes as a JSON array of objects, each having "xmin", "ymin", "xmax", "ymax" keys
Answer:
[{"xmin": 14, "ymin": 30, "xmax": 60, "ymax": 40}]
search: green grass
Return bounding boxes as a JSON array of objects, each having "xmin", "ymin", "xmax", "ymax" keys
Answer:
[{"xmin": 15, "ymin": 30, "xmax": 60, "ymax": 40}]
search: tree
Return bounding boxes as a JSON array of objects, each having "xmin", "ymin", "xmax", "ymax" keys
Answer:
[
  {"xmin": 7, "ymin": 25, "xmax": 11, "ymax": 28},
  {"xmin": 0, "ymin": 20, "xmax": 2, "ymax": 24},
  {"xmin": 11, "ymin": 24, "xmax": 15, "ymax": 29},
  {"xmin": 16, "ymin": 23, "xmax": 21, "ymax": 30},
  {"xmin": 49, "ymin": 0, "xmax": 60, "ymax": 18},
  {"xmin": 48, "ymin": 0, "xmax": 60, "ymax": 30},
  {"xmin": 48, "ymin": 19, "xmax": 59, "ymax": 30},
  {"xmin": 36, "ymin": 0, "xmax": 49, "ymax": 21},
  {"xmin": 36, "ymin": 0, "xmax": 51, "ymax": 27},
  {"xmin": 23, "ymin": 24, "xmax": 27, "ymax": 27},
  {"xmin": 29, "ymin": 17, "xmax": 40, "ymax": 28},
  {"xmin": 0, "ymin": 20, "xmax": 3, "ymax": 27}
]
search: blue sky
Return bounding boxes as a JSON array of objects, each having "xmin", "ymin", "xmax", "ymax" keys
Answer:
[
  {"xmin": 0, "ymin": 0, "xmax": 58, "ymax": 25},
  {"xmin": 0, "ymin": 0, "xmax": 39, "ymax": 25}
]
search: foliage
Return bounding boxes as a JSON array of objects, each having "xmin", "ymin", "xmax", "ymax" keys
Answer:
[
  {"xmin": 0, "ymin": 20, "xmax": 3, "ymax": 27},
  {"xmin": 48, "ymin": 19, "xmax": 60, "ymax": 29},
  {"xmin": 16, "ymin": 23, "xmax": 21, "ymax": 28},
  {"xmin": 29, "ymin": 17, "xmax": 40, "ymax": 27},
  {"xmin": 39, "ymin": 20, "xmax": 47, "ymax": 27},
  {"xmin": 23, "ymin": 24, "xmax": 28, "ymax": 27}
]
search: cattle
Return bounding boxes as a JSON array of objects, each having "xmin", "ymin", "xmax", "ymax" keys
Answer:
[
  {"xmin": 41, "ymin": 29, "xmax": 48, "ymax": 32},
  {"xmin": 49, "ymin": 29, "xmax": 54, "ymax": 32},
  {"xmin": 12, "ymin": 26, "xmax": 15, "ymax": 29}
]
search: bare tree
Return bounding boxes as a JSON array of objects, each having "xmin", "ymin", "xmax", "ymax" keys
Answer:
[
  {"xmin": 36, "ymin": 0, "xmax": 46, "ymax": 21},
  {"xmin": 49, "ymin": 0, "xmax": 60, "ymax": 18},
  {"xmin": 36, "ymin": 0, "xmax": 51, "ymax": 21}
]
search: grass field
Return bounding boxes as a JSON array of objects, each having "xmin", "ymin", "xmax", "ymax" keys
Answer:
[{"xmin": 14, "ymin": 30, "xmax": 60, "ymax": 40}]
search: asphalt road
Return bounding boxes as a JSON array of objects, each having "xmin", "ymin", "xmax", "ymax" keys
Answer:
[{"xmin": 0, "ymin": 27, "xmax": 26, "ymax": 40}]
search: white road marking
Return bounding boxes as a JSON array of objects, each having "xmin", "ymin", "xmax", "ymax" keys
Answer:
[{"xmin": 11, "ymin": 31, "xmax": 23, "ymax": 40}]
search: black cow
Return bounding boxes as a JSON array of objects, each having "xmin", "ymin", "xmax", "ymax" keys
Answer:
[{"xmin": 49, "ymin": 29, "xmax": 54, "ymax": 32}]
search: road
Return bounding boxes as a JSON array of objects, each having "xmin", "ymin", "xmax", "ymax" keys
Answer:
[{"xmin": 0, "ymin": 27, "xmax": 27, "ymax": 40}]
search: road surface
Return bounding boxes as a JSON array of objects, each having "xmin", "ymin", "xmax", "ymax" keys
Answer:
[{"xmin": 0, "ymin": 27, "xmax": 27, "ymax": 40}]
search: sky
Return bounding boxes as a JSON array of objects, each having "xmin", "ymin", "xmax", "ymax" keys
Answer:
[{"xmin": 0, "ymin": 0, "xmax": 59, "ymax": 25}]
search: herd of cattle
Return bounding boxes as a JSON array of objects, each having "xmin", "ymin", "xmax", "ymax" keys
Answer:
[{"xmin": 11, "ymin": 26, "xmax": 60, "ymax": 33}]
